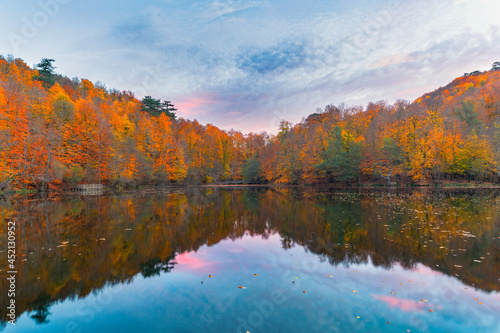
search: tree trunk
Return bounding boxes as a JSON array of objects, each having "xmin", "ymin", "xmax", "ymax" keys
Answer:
[
  {"xmin": 98, "ymin": 136, "xmax": 102, "ymax": 185},
  {"xmin": 42, "ymin": 140, "xmax": 53, "ymax": 191}
]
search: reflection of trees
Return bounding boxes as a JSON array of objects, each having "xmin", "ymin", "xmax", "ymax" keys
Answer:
[
  {"xmin": 29, "ymin": 293, "xmax": 51, "ymax": 325},
  {"xmin": 140, "ymin": 256, "xmax": 177, "ymax": 278},
  {"xmin": 0, "ymin": 188, "xmax": 499, "ymax": 325}
]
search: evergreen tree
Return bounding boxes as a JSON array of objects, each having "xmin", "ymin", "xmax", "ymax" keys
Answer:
[
  {"xmin": 161, "ymin": 101, "xmax": 177, "ymax": 119},
  {"xmin": 34, "ymin": 58, "xmax": 56, "ymax": 88},
  {"xmin": 243, "ymin": 155, "xmax": 264, "ymax": 183},
  {"xmin": 141, "ymin": 96, "xmax": 177, "ymax": 119},
  {"xmin": 141, "ymin": 96, "xmax": 162, "ymax": 115},
  {"xmin": 316, "ymin": 126, "xmax": 362, "ymax": 184}
]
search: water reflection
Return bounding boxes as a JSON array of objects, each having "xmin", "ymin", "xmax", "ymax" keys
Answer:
[{"xmin": 0, "ymin": 188, "xmax": 499, "ymax": 332}]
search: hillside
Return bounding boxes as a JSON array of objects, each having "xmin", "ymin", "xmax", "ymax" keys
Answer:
[
  {"xmin": 254, "ymin": 64, "xmax": 500, "ymax": 185},
  {"xmin": 0, "ymin": 57, "xmax": 263, "ymax": 190},
  {"xmin": 0, "ymin": 56, "xmax": 499, "ymax": 190}
]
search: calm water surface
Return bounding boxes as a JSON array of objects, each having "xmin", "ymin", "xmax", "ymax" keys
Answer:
[{"xmin": 0, "ymin": 188, "xmax": 499, "ymax": 332}]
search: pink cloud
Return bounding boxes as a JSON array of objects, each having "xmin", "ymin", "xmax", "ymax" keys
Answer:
[
  {"xmin": 175, "ymin": 252, "xmax": 214, "ymax": 271},
  {"xmin": 371, "ymin": 54, "xmax": 428, "ymax": 69},
  {"xmin": 376, "ymin": 295, "xmax": 428, "ymax": 313},
  {"xmin": 176, "ymin": 94, "xmax": 218, "ymax": 116},
  {"xmin": 397, "ymin": 86, "xmax": 435, "ymax": 99}
]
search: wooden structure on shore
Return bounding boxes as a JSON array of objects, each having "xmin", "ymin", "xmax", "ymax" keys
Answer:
[{"xmin": 72, "ymin": 184, "xmax": 103, "ymax": 195}]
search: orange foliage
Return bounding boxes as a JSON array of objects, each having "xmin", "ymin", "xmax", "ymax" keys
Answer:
[
  {"xmin": 0, "ymin": 57, "xmax": 499, "ymax": 189},
  {"xmin": 0, "ymin": 57, "xmax": 263, "ymax": 189}
]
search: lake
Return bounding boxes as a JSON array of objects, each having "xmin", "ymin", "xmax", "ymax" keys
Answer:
[{"xmin": 1, "ymin": 188, "xmax": 499, "ymax": 332}]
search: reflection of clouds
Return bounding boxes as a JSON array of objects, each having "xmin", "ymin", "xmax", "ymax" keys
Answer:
[
  {"xmin": 413, "ymin": 264, "xmax": 444, "ymax": 277},
  {"xmin": 175, "ymin": 251, "xmax": 215, "ymax": 271},
  {"xmin": 166, "ymin": 235, "xmax": 500, "ymax": 332},
  {"xmin": 5, "ymin": 190, "xmax": 500, "ymax": 332},
  {"xmin": 377, "ymin": 295, "xmax": 428, "ymax": 312}
]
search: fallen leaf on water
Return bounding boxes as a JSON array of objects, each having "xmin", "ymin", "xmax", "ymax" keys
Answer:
[{"xmin": 386, "ymin": 322, "xmax": 390, "ymax": 324}]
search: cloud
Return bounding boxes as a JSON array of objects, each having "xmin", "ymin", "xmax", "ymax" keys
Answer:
[
  {"xmin": 6, "ymin": 0, "xmax": 499, "ymax": 133},
  {"xmin": 205, "ymin": 0, "xmax": 265, "ymax": 21},
  {"xmin": 176, "ymin": 94, "xmax": 219, "ymax": 117},
  {"xmin": 376, "ymin": 295, "xmax": 429, "ymax": 312},
  {"xmin": 113, "ymin": 21, "xmax": 157, "ymax": 46},
  {"xmin": 238, "ymin": 41, "xmax": 307, "ymax": 75}
]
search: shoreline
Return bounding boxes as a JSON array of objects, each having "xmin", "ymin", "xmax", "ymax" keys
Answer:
[{"xmin": 1, "ymin": 183, "xmax": 500, "ymax": 199}]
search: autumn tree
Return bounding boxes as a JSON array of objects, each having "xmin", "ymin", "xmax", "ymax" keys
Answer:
[
  {"xmin": 276, "ymin": 121, "xmax": 303, "ymax": 184},
  {"xmin": 377, "ymin": 137, "xmax": 402, "ymax": 184},
  {"xmin": 456, "ymin": 131, "xmax": 494, "ymax": 181},
  {"xmin": 1, "ymin": 56, "xmax": 500, "ymax": 189},
  {"xmin": 316, "ymin": 126, "xmax": 362, "ymax": 184},
  {"xmin": 455, "ymin": 100, "xmax": 481, "ymax": 132}
]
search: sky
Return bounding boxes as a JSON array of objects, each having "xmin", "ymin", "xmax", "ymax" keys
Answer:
[{"xmin": 1, "ymin": 0, "xmax": 500, "ymax": 133}]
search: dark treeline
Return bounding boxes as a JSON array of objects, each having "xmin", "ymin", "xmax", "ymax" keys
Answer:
[{"xmin": 1, "ymin": 56, "xmax": 499, "ymax": 190}]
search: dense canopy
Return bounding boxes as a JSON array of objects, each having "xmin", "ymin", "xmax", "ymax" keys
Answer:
[{"xmin": 0, "ymin": 57, "xmax": 499, "ymax": 190}]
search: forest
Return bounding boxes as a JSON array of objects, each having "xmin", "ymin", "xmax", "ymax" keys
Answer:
[{"xmin": 0, "ymin": 56, "xmax": 499, "ymax": 190}]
